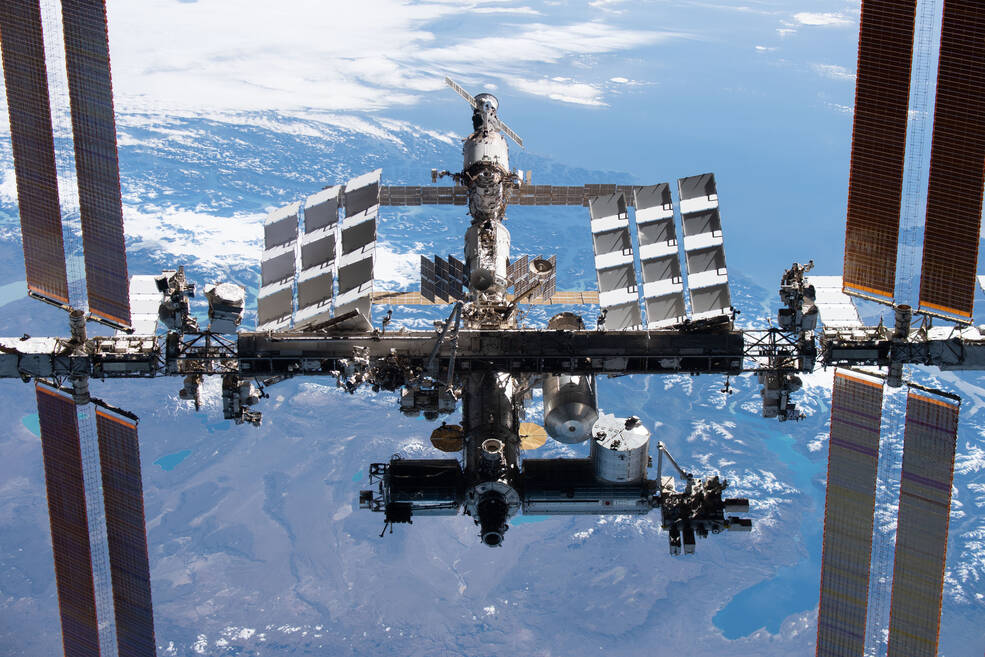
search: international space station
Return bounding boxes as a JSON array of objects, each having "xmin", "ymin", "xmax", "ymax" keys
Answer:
[{"xmin": 2, "ymin": 0, "xmax": 985, "ymax": 655}]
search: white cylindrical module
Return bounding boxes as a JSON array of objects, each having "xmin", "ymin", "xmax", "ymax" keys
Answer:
[
  {"xmin": 465, "ymin": 221, "xmax": 510, "ymax": 292},
  {"xmin": 543, "ymin": 375, "xmax": 598, "ymax": 443},
  {"xmin": 463, "ymin": 131, "xmax": 509, "ymax": 171},
  {"xmin": 590, "ymin": 413, "xmax": 650, "ymax": 484}
]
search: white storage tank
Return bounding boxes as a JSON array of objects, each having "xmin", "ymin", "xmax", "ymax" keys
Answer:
[{"xmin": 590, "ymin": 413, "xmax": 650, "ymax": 484}]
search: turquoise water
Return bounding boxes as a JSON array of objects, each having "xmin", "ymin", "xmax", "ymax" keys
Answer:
[
  {"xmin": 713, "ymin": 431, "xmax": 825, "ymax": 638},
  {"xmin": 155, "ymin": 450, "xmax": 191, "ymax": 471},
  {"xmin": 511, "ymin": 515, "xmax": 549, "ymax": 525},
  {"xmin": 21, "ymin": 414, "xmax": 40, "ymax": 437},
  {"xmin": 351, "ymin": 470, "xmax": 364, "ymax": 483}
]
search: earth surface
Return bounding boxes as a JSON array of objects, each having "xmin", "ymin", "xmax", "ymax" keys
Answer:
[{"xmin": 1, "ymin": 1, "xmax": 984, "ymax": 655}]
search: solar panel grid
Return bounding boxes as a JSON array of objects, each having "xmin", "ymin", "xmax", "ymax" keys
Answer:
[
  {"xmin": 886, "ymin": 392, "xmax": 959, "ymax": 657},
  {"xmin": 0, "ymin": 1, "xmax": 71, "ymax": 306},
  {"xmin": 816, "ymin": 371, "xmax": 884, "ymax": 657},
  {"xmin": 918, "ymin": 0, "xmax": 985, "ymax": 320},
  {"xmin": 842, "ymin": 0, "xmax": 916, "ymax": 302},
  {"xmin": 62, "ymin": 0, "xmax": 131, "ymax": 327},
  {"xmin": 35, "ymin": 384, "xmax": 101, "ymax": 657},
  {"xmin": 95, "ymin": 408, "xmax": 156, "ymax": 657}
]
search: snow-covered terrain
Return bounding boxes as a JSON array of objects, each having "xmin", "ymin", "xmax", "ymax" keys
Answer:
[{"xmin": 0, "ymin": 112, "xmax": 982, "ymax": 656}]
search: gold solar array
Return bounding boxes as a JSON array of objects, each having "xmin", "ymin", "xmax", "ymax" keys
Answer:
[{"xmin": 843, "ymin": 0, "xmax": 916, "ymax": 302}]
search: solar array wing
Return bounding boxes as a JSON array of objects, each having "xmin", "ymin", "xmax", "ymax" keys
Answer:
[
  {"xmin": 917, "ymin": 0, "xmax": 985, "ymax": 322},
  {"xmin": 678, "ymin": 173, "xmax": 732, "ymax": 321},
  {"xmin": 336, "ymin": 170, "xmax": 380, "ymax": 325},
  {"xmin": 816, "ymin": 370, "xmax": 884, "ymax": 657},
  {"xmin": 508, "ymin": 185, "xmax": 639, "ymax": 207},
  {"xmin": 886, "ymin": 390, "xmax": 959, "ymax": 657},
  {"xmin": 257, "ymin": 202, "xmax": 300, "ymax": 331},
  {"xmin": 295, "ymin": 192, "xmax": 338, "ymax": 328},
  {"xmin": 0, "ymin": 2, "xmax": 71, "ymax": 307},
  {"xmin": 95, "ymin": 406, "xmax": 156, "ymax": 657},
  {"xmin": 420, "ymin": 255, "xmax": 436, "ymax": 302},
  {"xmin": 34, "ymin": 384, "xmax": 100, "ymax": 657},
  {"xmin": 809, "ymin": 276, "xmax": 864, "ymax": 329},
  {"xmin": 589, "ymin": 192, "xmax": 641, "ymax": 330},
  {"xmin": 635, "ymin": 183, "xmax": 686, "ymax": 328},
  {"xmin": 434, "ymin": 255, "xmax": 450, "ymax": 301},
  {"xmin": 62, "ymin": 0, "xmax": 131, "ymax": 328},
  {"xmin": 378, "ymin": 186, "xmax": 469, "ymax": 206},
  {"xmin": 842, "ymin": 0, "xmax": 916, "ymax": 303},
  {"xmin": 445, "ymin": 76, "xmax": 478, "ymax": 110}
]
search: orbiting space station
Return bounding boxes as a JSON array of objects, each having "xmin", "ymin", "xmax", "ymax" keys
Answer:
[{"xmin": 3, "ymin": 1, "xmax": 985, "ymax": 656}]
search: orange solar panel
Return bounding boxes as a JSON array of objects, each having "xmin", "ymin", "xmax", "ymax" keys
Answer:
[
  {"xmin": 62, "ymin": 0, "xmax": 131, "ymax": 327},
  {"xmin": 0, "ymin": 1, "xmax": 71, "ymax": 306},
  {"xmin": 918, "ymin": 0, "xmax": 985, "ymax": 321},
  {"xmin": 35, "ymin": 385, "xmax": 100, "ymax": 657},
  {"xmin": 96, "ymin": 408, "xmax": 156, "ymax": 657},
  {"xmin": 886, "ymin": 391, "xmax": 959, "ymax": 657},
  {"xmin": 843, "ymin": 0, "xmax": 916, "ymax": 302},
  {"xmin": 816, "ymin": 371, "xmax": 884, "ymax": 657}
]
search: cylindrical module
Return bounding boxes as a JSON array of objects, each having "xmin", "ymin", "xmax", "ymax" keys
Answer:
[
  {"xmin": 543, "ymin": 375, "xmax": 598, "ymax": 443},
  {"xmin": 463, "ymin": 131, "xmax": 509, "ymax": 171},
  {"xmin": 590, "ymin": 413, "xmax": 650, "ymax": 483},
  {"xmin": 465, "ymin": 221, "xmax": 510, "ymax": 294}
]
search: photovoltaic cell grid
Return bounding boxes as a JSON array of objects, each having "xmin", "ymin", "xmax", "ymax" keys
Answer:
[
  {"xmin": 842, "ymin": 0, "xmax": 916, "ymax": 303},
  {"xmin": 635, "ymin": 183, "xmax": 686, "ymax": 328},
  {"xmin": 95, "ymin": 407, "xmax": 156, "ymax": 657},
  {"xmin": 257, "ymin": 202, "xmax": 300, "ymax": 330},
  {"xmin": 335, "ymin": 170, "xmax": 380, "ymax": 322},
  {"xmin": 378, "ymin": 185, "xmax": 650, "ymax": 207},
  {"xmin": 886, "ymin": 391, "xmax": 959, "ymax": 657},
  {"xmin": 918, "ymin": 0, "xmax": 985, "ymax": 322},
  {"xmin": 35, "ymin": 384, "xmax": 100, "ymax": 657},
  {"xmin": 815, "ymin": 370, "xmax": 884, "ymax": 657},
  {"xmin": 589, "ymin": 192, "xmax": 641, "ymax": 330},
  {"xmin": 0, "ymin": 1, "xmax": 71, "ymax": 306},
  {"xmin": 678, "ymin": 173, "xmax": 732, "ymax": 321},
  {"xmin": 419, "ymin": 255, "xmax": 468, "ymax": 302},
  {"xmin": 62, "ymin": 0, "xmax": 131, "ymax": 328}
]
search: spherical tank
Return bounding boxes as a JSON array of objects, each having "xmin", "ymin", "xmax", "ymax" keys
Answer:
[{"xmin": 590, "ymin": 413, "xmax": 650, "ymax": 484}]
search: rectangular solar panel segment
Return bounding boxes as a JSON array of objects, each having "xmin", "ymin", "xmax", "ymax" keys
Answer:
[
  {"xmin": 95, "ymin": 406, "xmax": 156, "ymax": 657},
  {"xmin": 678, "ymin": 174, "xmax": 732, "ymax": 321},
  {"xmin": 0, "ymin": 1, "xmax": 71, "ymax": 306},
  {"xmin": 34, "ymin": 384, "xmax": 101, "ymax": 657},
  {"xmin": 264, "ymin": 202, "xmax": 300, "ymax": 249},
  {"xmin": 303, "ymin": 186, "xmax": 340, "ymax": 233},
  {"xmin": 917, "ymin": 0, "xmax": 985, "ymax": 322},
  {"xmin": 61, "ymin": 0, "xmax": 131, "ymax": 328},
  {"xmin": 343, "ymin": 169, "xmax": 381, "ymax": 218},
  {"xmin": 842, "ymin": 0, "xmax": 916, "ymax": 303},
  {"xmin": 886, "ymin": 391, "xmax": 959, "ymax": 657},
  {"xmin": 815, "ymin": 370, "xmax": 884, "ymax": 657},
  {"xmin": 635, "ymin": 183, "xmax": 686, "ymax": 328}
]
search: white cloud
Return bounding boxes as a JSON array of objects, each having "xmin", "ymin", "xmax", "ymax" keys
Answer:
[
  {"xmin": 84, "ymin": 1, "xmax": 682, "ymax": 114},
  {"xmin": 755, "ymin": 45, "xmax": 776, "ymax": 52},
  {"xmin": 812, "ymin": 63, "xmax": 855, "ymax": 81},
  {"xmin": 510, "ymin": 77, "xmax": 607, "ymax": 106},
  {"xmin": 793, "ymin": 12, "xmax": 853, "ymax": 27}
]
